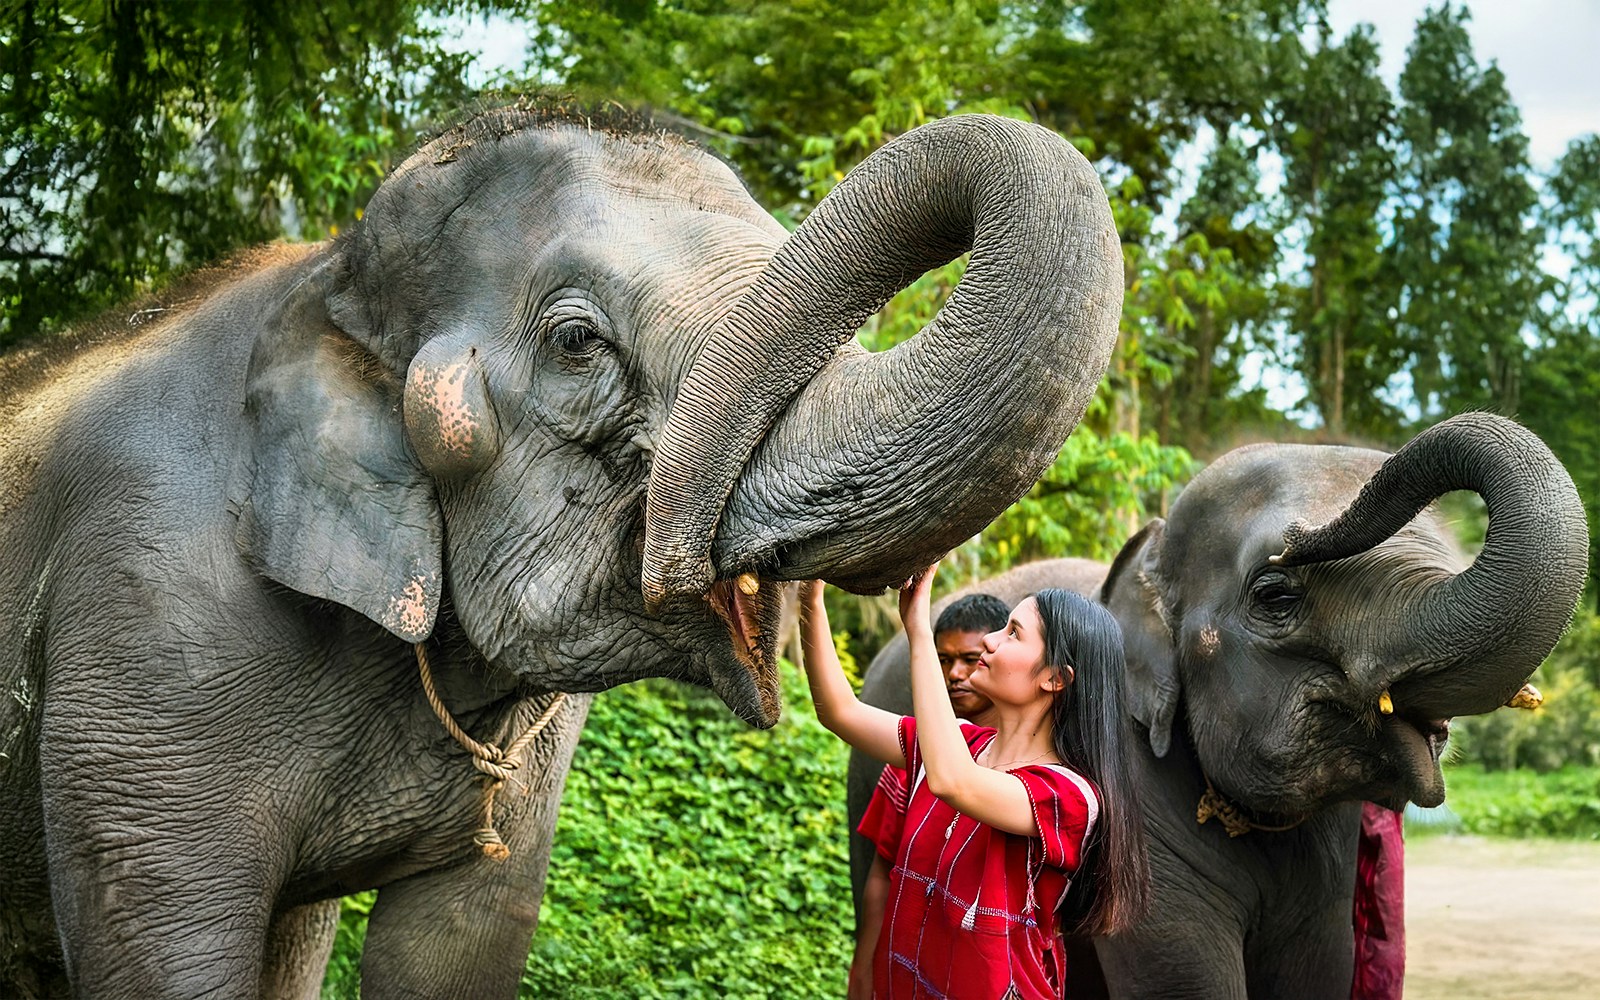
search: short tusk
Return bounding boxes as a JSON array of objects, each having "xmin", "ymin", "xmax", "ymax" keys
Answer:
[
  {"xmin": 736, "ymin": 572, "xmax": 760, "ymax": 597},
  {"xmin": 1505, "ymin": 683, "xmax": 1543, "ymax": 710},
  {"xmin": 1378, "ymin": 690, "xmax": 1394, "ymax": 716}
]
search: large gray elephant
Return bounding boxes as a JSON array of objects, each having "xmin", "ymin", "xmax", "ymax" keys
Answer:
[
  {"xmin": 851, "ymin": 414, "xmax": 1589, "ymax": 998},
  {"xmin": 0, "ymin": 107, "xmax": 1125, "ymax": 998}
]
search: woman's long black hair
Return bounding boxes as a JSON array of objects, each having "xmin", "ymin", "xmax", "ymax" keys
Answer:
[{"xmin": 1031, "ymin": 588, "xmax": 1150, "ymax": 936}]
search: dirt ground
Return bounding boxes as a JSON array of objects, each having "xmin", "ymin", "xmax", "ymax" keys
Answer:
[{"xmin": 1405, "ymin": 835, "xmax": 1600, "ymax": 999}]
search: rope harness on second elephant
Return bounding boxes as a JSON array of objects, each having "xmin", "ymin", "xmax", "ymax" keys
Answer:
[
  {"xmin": 414, "ymin": 643, "xmax": 569, "ymax": 861},
  {"xmin": 1196, "ymin": 774, "xmax": 1308, "ymax": 838}
]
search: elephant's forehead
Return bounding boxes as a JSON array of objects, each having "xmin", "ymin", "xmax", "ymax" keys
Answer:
[
  {"xmin": 1165, "ymin": 443, "xmax": 1389, "ymax": 566},
  {"xmin": 531, "ymin": 210, "xmax": 780, "ymax": 379},
  {"xmin": 372, "ymin": 125, "xmax": 782, "ymax": 272},
  {"xmin": 403, "ymin": 124, "xmax": 775, "ymax": 230},
  {"xmin": 1187, "ymin": 443, "xmax": 1388, "ymax": 521}
]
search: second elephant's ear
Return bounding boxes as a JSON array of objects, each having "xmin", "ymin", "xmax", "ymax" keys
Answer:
[
  {"xmin": 230, "ymin": 258, "xmax": 443, "ymax": 642},
  {"xmin": 1102, "ymin": 519, "xmax": 1180, "ymax": 757}
]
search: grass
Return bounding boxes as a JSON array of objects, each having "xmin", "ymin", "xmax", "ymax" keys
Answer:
[{"xmin": 1407, "ymin": 764, "xmax": 1600, "ymax": 840}]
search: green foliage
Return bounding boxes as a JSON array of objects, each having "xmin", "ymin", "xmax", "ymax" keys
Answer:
[
  {"xmin": 962, "ymin": 426, "xmax": 1195, "ymax": 571},
  {"xmin": 321, "ymin": 893, "xmax": 373, "ymax": 1000},
  {"xmin": 521, "ymin": 662, "xmax": 854, "ymax": 998},
  {"xmin": 525, "ymin": 0, "xmax": 1028, "ymax": 211},
  {"xmin": 0, "ymin": 0, "xmax": 480, "ymax": 345},
  {"xmin": 1430, "ymin": 764, "xmax": 1600, "ymax": 839}
]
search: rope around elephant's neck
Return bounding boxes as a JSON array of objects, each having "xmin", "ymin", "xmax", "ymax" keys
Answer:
[
  {"xmin": 1196, "ymin": 774, "xmax": 1308, "ymax": 837},
  {"xmin": 414, "ymin": 643, "xmax": 569, "ymax": 861}
]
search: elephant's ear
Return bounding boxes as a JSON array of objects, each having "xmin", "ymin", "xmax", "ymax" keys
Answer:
[
  {"xmin": 1102, "ymin": 519, "xmax": 1179, "ymax": 757},
  {"xmin": 230, "ymin": 258, "xmax": 443, "ymax": 642}
]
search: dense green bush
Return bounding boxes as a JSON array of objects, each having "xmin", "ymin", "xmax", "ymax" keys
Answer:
[
  {"xmin": 520, "ymin": 662, "xmax": 855, "ymax": 997},
  {"xmin": 1428, "ymin": 764, "xmax": 1600, "ymax": 839}
]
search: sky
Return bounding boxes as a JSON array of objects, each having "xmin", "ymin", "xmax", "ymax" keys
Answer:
[{"xmin": 1326, "ymin": 0, "xmax": 1600, "ymax": 169}]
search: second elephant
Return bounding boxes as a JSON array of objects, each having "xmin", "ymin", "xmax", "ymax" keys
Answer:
[{"xmin": 851, "ymin": 413, "xmax": 1588, "ymax": 998}]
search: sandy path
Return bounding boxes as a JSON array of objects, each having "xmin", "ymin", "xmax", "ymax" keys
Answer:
[{"xmin": 1405, "ymin": 835, "xmax": 1600, "ymax": 999}]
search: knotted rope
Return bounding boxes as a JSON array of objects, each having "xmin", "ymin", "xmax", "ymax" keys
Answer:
[
  {"xmin": 1196, "ymin": 774, "xmax": 1307, "ymax": 838},
  {"xmin": 415, "ymin": 643, "xmax": 569, "ymax": 861}
]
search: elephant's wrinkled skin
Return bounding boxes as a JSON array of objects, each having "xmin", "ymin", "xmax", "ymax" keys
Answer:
[
  {"xmin": 852, "ymin": 414, "xmax": 1588, "ymax": 999},
  {"xmin": 0, "ymin": 108, "xmax": 1126, "ymax": 997}
]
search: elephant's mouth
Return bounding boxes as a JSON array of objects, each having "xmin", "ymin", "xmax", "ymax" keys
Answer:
[
  {"xmin": 703, "ymin": 574, "xmax": 785, "ymax": 727},
  {"xmin": 1380, "ymin": 711, "xmax": 1451, "ymax": 809}
]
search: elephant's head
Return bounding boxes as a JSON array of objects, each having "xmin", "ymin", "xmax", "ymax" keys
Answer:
[
  {"xmin": 232, "ymin": 106, "xmax": 1123, "ymax": 725},
  {"xmin": 1105, "ymin": 413, "xmax": 1589, "ymax": 811}
]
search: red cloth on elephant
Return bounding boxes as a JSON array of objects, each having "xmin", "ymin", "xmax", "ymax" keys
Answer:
[
  {"xmin": 859, "ymin": 763, "xmax": 911, "ymax": 861},
  {"xmin": 875, "ymin": 717, "xmax": 1097, "ymax": 1000},
  {"xmin": 1351, "ymin": 802, "xmax": 1405, "ymax": 1000}
]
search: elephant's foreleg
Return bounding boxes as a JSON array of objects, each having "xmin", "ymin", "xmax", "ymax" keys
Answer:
[
  {"xmin": 358, "ymin": 694, "xmax": 589, "ymax": 999},
  {"xmin": 260, "ymin": 899, "xmax": 340, "ymax": 1000},
  {"xmin": 41, "ymin": 750, "xmax": 278, "ymax": 996},
  {"xmin": 359, "ymin": 857, "xmax": 547, "ymax": 1000},
  {"xmin": 48, "ymin": 858, "xmax": 275, "ymax": 999},
  {"xmin": 1095, "ymin": 916, "xmax": 1249, "ymax": 1000}
]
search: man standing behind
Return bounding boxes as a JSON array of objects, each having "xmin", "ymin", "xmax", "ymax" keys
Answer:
[{"xmin": 848, "ymin": 593, "xmax": 1011, "ymax": 999}]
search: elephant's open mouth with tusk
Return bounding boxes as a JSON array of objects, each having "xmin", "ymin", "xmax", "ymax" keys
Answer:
[
  {"xmin": 1378, "ymin": 711, "xmax": 1452, "ymax": 808},
  {"xmin": 707, "ymin": 574, "xmax": 773, "ymax": 663}
]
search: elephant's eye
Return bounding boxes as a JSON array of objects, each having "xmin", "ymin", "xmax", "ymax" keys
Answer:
[
  {"xmin": 1249, "ymin": 571, "xmax": 1303, "ymax": 617},
  {"xmin": 550, "ymin": 318, "xmax": 606, "ymax": 358}
]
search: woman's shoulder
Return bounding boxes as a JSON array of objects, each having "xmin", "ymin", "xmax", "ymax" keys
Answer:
[
  {"xmin": 1009, "ymin": 763, "xmax": 1101, "ymax": 870},
  {"xmin": 1009, "ymin": 762, "xmax": 1101, "ymax": 816}
]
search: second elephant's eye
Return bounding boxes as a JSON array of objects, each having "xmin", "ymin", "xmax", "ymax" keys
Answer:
[{"xmin": 1249, "ymin": 570, "xmax": 1303, "ymax": 617}]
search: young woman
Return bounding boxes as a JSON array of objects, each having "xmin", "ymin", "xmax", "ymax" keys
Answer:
[{"xmin": 801, "ymin": 565, "xmax": 1148, "ymax": 999}]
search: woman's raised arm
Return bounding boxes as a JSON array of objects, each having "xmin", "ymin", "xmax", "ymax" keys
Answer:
[
  {"xmin": 901, "ymin": 566, "xmax": 1041, "ymax": 837},
  {"xmin": 799, "ymin": 581, "xmax": 905, "ymax": 768}
]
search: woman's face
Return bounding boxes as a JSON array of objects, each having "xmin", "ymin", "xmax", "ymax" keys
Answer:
[{"xmin": 972, "ymin": 596, "xmax": 1055, "ymax": 707}]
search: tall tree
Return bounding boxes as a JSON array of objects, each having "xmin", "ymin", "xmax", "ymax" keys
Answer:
[
  {"xmin": 1388, "ymin": 2, "xmax": 1544, "ymax": 419},
  {"xmin": 1524, "ymin": 134, "xmax": 1600, "ymax": 592},
  {"xmin": 1153, "ymin": 134, "xmax": 1278, "ymax": 450},
  {"xmin": 0, "ymin": 0, "xmax": 477, "ymax": 344},
  {"xmin": 1273, "ymin": 20, "xmax": 1401, "ymax": 437},
  {"xmin": 1012, "ymin": 0, "xmax": 1324, "ymax": 208}
]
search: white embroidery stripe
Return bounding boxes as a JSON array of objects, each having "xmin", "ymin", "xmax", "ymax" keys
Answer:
[{"xmin": 891, "ymin": 865, "xmax": 1040, "ymax": 927}]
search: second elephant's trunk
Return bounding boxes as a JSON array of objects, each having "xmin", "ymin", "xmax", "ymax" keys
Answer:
[{"xmin": 1276, "ymin": 412, "xmax": 1589, "ymax": 719}]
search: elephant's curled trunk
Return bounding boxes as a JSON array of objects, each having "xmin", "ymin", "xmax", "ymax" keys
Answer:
[
  {"xmin": 643, "ymin": 114, "xmax": 1123, "ymax": 604},
  {"xmin": 1275, "ymin": 412, "xmax": 1589, "ymax": 719}
]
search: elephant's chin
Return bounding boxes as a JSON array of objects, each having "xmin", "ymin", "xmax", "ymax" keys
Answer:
[
  {"xmin": 1380, "ymin": 714, "xmax": 1450, "ymax": 809},
  {"xmin": 702, "ymin": 576, "xmax": 785, "ymax": 728}
]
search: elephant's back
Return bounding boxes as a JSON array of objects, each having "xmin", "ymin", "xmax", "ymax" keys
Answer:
[{"xmin": 0, "ymin": 244, "xmax": 315, "ymax": 528}]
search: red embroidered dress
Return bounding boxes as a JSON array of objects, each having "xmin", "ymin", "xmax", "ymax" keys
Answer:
[
  {"xmin": 869, "ymin": 717, "xmax": 1098, "ymax": 999},
  {"xmin": 860, "ymin": 762, "xmax": 911, "ymax": 861}
]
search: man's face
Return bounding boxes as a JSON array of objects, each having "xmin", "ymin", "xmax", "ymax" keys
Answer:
[{"xmin": 936, "ymin": 629, "xmax": 994, "ymax": 719}]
